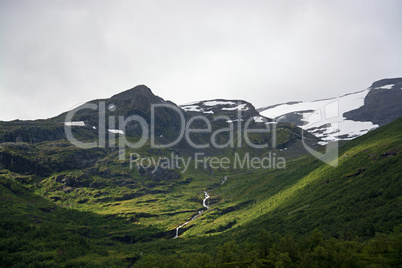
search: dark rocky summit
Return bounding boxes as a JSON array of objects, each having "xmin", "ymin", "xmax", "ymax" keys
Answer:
[{"xmin": 344, "ymin": 78, "xmax": 402, "ymax": 126}]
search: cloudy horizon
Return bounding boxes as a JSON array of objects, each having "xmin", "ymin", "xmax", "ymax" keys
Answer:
[{"xmin": 1, "ymin": 0, "xmax": 401, "ymax": 121}]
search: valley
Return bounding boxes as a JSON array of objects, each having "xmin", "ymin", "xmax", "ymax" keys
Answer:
[{"xmin": 0, "ymin": 81, "xmax": 401, "ymax": 267}]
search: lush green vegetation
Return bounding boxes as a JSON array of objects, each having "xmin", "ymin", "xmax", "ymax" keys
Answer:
[
  {"xmin": 133, "ymin": 228, "xmax": 402, "ymax": 267},
  {"xmin": 0, "ymin": 118, "xmax": 401, "ymax": 267}
]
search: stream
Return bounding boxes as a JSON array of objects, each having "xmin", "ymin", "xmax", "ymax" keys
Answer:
[
  {"xmin": 202, "ymin": 191, "xmax": 210, "ymax": 209},
  {"xmin": 174, "ymin": 191, "xmax": 210, "ymax": 239}
]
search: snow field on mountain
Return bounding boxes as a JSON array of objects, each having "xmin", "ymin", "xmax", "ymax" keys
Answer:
[{"xmin": 260, "ymin": 89, "xmax": 379, "ymax": 143}]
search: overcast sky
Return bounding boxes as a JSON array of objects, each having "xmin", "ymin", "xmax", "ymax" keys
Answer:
[{"xmin": 1, "ymin": 0, "xmax": 401, "ymax": 121}]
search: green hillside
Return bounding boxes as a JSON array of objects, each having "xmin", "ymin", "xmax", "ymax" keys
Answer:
[{"xmin": 0, "ymin": 118, "xmax": 401, "ymax": 267}]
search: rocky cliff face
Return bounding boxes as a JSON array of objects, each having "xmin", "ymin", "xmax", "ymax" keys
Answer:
[{"xmin": 344, "ymin": 78, "xmax": 402, "ymax": 126}]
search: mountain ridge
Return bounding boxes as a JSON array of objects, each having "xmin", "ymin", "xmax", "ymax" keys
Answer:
[
  {"xmin": 259, "ymin": 77, "xmax": 402, "ymax": 143},
  {"xmin": 1, "ymin": 114, "xmax": 401, "ymax": 267},
  {"xmin": 0, "ymin": 79, "xmax": 401, "ymax": 266},
  {"xmin": 1, "ymin": 85, "xmax": 319, "ymax": 159}
]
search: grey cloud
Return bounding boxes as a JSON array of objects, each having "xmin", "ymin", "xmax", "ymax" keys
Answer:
[{"xmin": 1, "ymin": 0, "xmax": 401, "ymax": 120}]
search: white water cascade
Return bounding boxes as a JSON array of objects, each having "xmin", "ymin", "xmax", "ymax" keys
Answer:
[
  {"xmin": 202, "ymin": 191, "xmax": 210, "ymax": 209},
  {"xmin": 174, "ymin": 191, "xmax": 210, "ymax": 239},
  {"xmin": 174, "ymin": 222, "xmax": 188, "ymax": 238},
  {"xmin": 221, "ymin": 176, "xmax": 228, "ymax": 185}
]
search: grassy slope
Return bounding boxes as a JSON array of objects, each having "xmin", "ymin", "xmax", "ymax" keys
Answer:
[
  {"xmin": 253, "ymin": 115, "xmax": 402, "ymax": 237},
  {"xmin": 119, "ymin": 117, "xmax": 402, "ymax": 265},
  {"xmin": 203, "ymin": 117, "xmax": 401, "ymax": 241},
  {"xmin": 0, "ymin": 118, "xmax": 401, "ymax": 266}
]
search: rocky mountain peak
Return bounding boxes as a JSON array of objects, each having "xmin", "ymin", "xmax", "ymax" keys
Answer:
[
  {"xmin": 108, "ymin": 85, "xmax": 165, "ymax": 111},
  {"xmin": 111, "ymin": 85, "xmax": 156, "ymax": 100},
  {"xmin": 370, "ymin": 78, "xmax": 402, "ymax": 89}
]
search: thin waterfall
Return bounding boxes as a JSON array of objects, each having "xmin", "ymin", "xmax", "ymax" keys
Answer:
[
  {"xmin": 174, "ymin": 191, "xmax": 210, "ymax": 239},
  {"xmin": 203, "ymin": 191, "xmax": 210, "ymax": 209},
  {"xmin": 173, "ymin": 178, "xmax": 227, "ymax": 239}
]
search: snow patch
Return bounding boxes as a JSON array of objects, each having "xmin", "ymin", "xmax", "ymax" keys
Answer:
[
  {"xmin": 203, "ymin": 100, "xmax": 236, "ymax": 106},
  {"xmin": 108, "ymin": 129, "xmax": 124, "ymax": 134},
  {"xmin": 375, "ymin": 84, "xmax": 394, "ymax": 90},
  {"xmin": 182, "ymin": 105, "xmax": 203, "ymax": 112},
  {"xmin": 222, "ymin": 104, "xmax": 247, "ymax": 111},
  {"xmin": 306, "ymin": 120, "xmax": 378, "ymax": 144},
  {"xmin": 226, "ymin": 119, "xmax": 243, "ymax": 123},
  {"xmin": 261, "ymin": 89, "xmax": 370, "ymax": 120},
  {"xmin": 253, "ymin": 116, "xmax": 265, "ymax": 123},
  {"xmin": 260, "ymin": 89, "xmax": 380, "ymax": 143},
  {"xmin": 64, "ymin": 121, "xmax": 85, "ymax": 126}
]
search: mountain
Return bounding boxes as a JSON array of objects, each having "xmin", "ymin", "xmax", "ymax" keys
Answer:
[
  {"xmin": 53, "ymin": 85, "xmax": 184, "ymax": 139},
  {"xmin": 0, "ymin": 82, "xmax": 401, "ymax": 267},
  {"xmin": 180, "ymin": 99, "xmax": 265, "ymax": 122},
  {"xmin": 0, "ymin": 85, "xmax": 320, "ymax": 159},
  {"xmin": 0, "ymin": 85, "xmax": 320, "ymax": 196},
  {"xmin": 1, "ymin": 116, "xmax": 400, "ymax": 267},
  {"xmin": 259, "ymin": 77, "xmax": 402, "ymax": 144},
  {"xmin": 0, "ymin": 85, "xmax": 186, "ymax": 145}
]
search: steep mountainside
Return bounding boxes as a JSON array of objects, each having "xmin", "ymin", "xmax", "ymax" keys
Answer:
[
  {"xmin": 53, "ymin": 85, "xmax": 184, "ymax": 140},
  {"xmin": 0, "ymin": 83, "xmax": 401, "ymax": 267},
  {"xmin": 0, "ymin": 116, "xmax": 400, "ymax": 267},
  {"xmin": 259, "ymin": 77, "xmax": 402, "ymax": 144},
  {"xmin": 344, "ymin": 78, "xmax": 402, "ymax": 125},
  {"xmin": 0, "ymin": 85, "xmax": 319, "ymax": 157}
]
